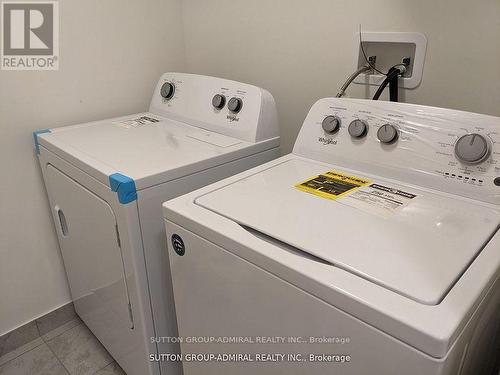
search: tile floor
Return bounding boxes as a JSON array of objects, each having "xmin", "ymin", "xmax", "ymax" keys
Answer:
[{"xmin": 0, "ymin": 318, "xmax": 126, "ymax": 375}]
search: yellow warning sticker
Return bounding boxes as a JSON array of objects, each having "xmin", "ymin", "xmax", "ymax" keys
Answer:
[{"xmin": 295, "ymin": 170, "xmax": 372, "ymax": 200}]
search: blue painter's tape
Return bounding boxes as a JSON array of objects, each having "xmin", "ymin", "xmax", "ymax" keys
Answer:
[
  {"xmin": 33, "ymin": 129, "xmax": 51, "ymax": 154},
  {"xmin": 109, "ymin": 173, "xmax": 137, "ymax": 204}
]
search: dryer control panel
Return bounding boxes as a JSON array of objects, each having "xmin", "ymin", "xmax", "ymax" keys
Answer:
[
  {"xmin": 293, "ymin": 98, "xmax": 500, "ymax": 205},
  {"xmin": 149, "ymin": 73, "xmax": 279, "ymax": 143}
]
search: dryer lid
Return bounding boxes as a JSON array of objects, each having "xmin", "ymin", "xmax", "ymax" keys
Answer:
[
  {"xmin": 195, "ymin": 158, "xmax": 500, "ymax": 305},
  {"xmin": 37, "ymin": 113, "xmax": 265, "ymax": 189}
]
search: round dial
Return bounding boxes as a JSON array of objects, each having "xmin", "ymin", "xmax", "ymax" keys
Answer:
[
  {"xmin": 322, "ymin": 116, "xmax": 341, "ymax": 134},
  {"xmin": 348, "ymin": 119, "xmax": 368, "ymax": 138},
  {"xmin": 160, "ymin": 82, "xmax": 175, "ymax": 100},
  {"xmin": 228, "ymin": 97, "xmax": 243, "ymax": 113},
  {"xmin": 454, "ymin": 133, "xmax": 490, "ymax": 164},
  {"xmin": 377, "ymin": 124, "xmax": 399, "ymax": 144},
  {"xmin": 212, "ymin": 94, "xmax": 226, "ymax": 110}
]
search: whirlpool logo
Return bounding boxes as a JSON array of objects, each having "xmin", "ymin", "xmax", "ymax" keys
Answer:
[{"xmin": 1, "ymin": 1, "xmax": 59, "ymax": 70}]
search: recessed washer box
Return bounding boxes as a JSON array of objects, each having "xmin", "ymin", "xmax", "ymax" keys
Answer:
[{"xmin": 353, "ymin": 31, "xmax": 427, "ymax": 89}]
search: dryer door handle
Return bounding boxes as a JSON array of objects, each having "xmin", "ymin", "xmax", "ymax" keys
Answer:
[{"xmin": 55, "ymin": 205, "xmax": 69, "ymax": 237}]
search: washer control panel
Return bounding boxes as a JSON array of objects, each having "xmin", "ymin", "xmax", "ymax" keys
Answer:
[
  {"xmin": 149, "ymin": 73, "xmax": 279, "ymax": 143},
  {"xmin": 293, "ymin": 98, "xmax": 500, "ymax": 205}
]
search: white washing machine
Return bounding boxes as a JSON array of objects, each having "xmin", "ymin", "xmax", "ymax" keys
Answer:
[
  {"xmin": 35, "ymin": 73, "xmax": 280, "ymax": 375},
  {"xmin": 163, "ymin": 98, "xmax": 500, "ymax": 375}
]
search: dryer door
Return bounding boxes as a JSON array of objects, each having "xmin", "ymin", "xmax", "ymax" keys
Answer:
[{"xmin": 45, "ymin": 164, "xmax": 134, "ymax": 332}]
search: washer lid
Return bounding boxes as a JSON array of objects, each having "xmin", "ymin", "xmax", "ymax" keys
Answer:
[{"xmin": 195, "ymin": 158, "xmax": 500, "ymax": 305}]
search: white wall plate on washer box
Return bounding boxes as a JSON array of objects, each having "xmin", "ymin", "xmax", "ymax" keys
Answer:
[{"xmin": 353, "ymin": 32, "xmax": 427, "ymax": 89}]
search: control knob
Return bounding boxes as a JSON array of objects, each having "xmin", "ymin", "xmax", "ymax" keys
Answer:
[
  {"xmin": 322, "ymin": 116, "xmax": 341, "ymax": 134},
  {"xmin": 160, "ymin": 82, "xmax": 175, "ymax": 100},
  {"xmin": 212, "ymin": 94, "xmax": 226, "ymax": 110},
  {"xmin": 348, "ymin": 119, "xmax": 368, "ymax": 138},
  {"xmin": 228, "ymin": 97, "xmax": 243, "ymax": 113},
  {"xmin": 377, "ymin": 124, "xmax": 399, "ymax": 144},
  {"xmin": 454, "ymin": 133, "xmax": 490, "ymax": 164}
]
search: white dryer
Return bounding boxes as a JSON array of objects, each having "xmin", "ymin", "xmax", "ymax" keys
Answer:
[
  {"xmin": 35, "ymin": 73, "xmax": 280, "ymax": 375},
  {"xmin": 163, "ymin": 98, "xmax": 500, "ymax": 375}
]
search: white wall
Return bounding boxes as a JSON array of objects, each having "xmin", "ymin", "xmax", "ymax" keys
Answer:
[
  {"xmin": 181, "ymin": 0, "xmax": 500, "ymax": 152},
  {"xmin": 0, "ymin": 0, "xmax": 185, "ymax": 335}
]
